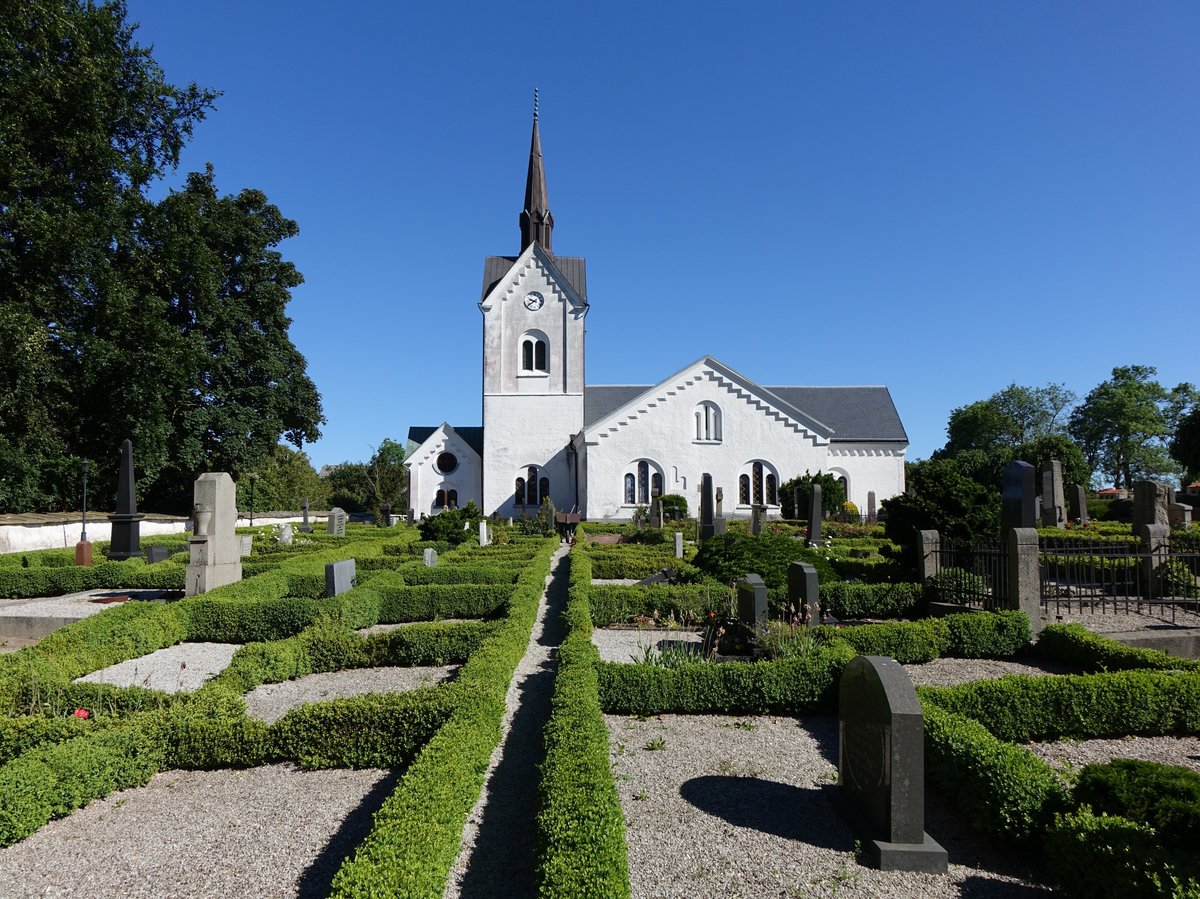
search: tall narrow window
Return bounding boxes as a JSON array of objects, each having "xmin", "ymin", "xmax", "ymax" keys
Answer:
[
  {"xmin": 766, "ymin": 473, "xmax": 778, "ymax": 506},
  {"xmin": 739, "ymin": 475, "xmax": 750, "ymax": 505},
  {"xmin": 515, "ymin": 478, "xmax": 526, "ymax": 506},
  {"xmin": 435, "ymin": 489, "xmax": 446, "ymax": 508},
  {"xmin": 527, "ymin": 466, "xmax": 538, "ymax": 505},
  {"xmin": 637, "ymin": 461, "xmax": 649, "ymax": 504},
  {"xmin": 447, "ymin": 489, "xmax": 458, "ymax": 508},
  {"xmin": 539, "ymin": 477, "xmax": 550, "ymax": 505},
  {"xmin": 521, "ymin": 340, "xmax": 534, "ymax": 371},
  {"xmin": 624, "ymin": 473, "xmax": 636, "ymax": 504},
  {"xmin": 752, "ymin": 462, "xmax": 764, "ymax": 505},
  {"xmin": 534, "ymin": 340, "xmax": 547, "ymax": 371},
  {"xmin": 694, "ymin": 402, "xmax": 722, "ymax": 441},
  {"xmin": 651, "ymin": 472, "xmax": 662, "ymax": 497}
]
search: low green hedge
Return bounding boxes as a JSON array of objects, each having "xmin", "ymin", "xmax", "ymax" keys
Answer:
[
  {"xmin": 385, "ymin": 564, "xmax": 522, "ymax": 585},
  {"xmin": 587, "ymin": 546, "xmax": 679, "ymax": 580},
  {"xmin": 821, "ymin": 581, "xmax": 923, "ymax": 618},
  {"xmin": 1035, "ymin": 624, "xmax": 1199, "ymax": 672},
  {"xmin": 537, "ymin": 549, "xmax": 631, "ymax": 898},
  {"xmin": 373, "ymin": 581, "xmax": 513, "ymax": 622},
  {"xmin": 0, "ymin": 559, "xmax": 186, "ymax": 598},
  {"xmin": 823, "ymin": 611, "xmax": 1031, "ymax": 663},
  {"xmin": 588, "ymin": 583, "xmax": 727, "ymax": 627}
]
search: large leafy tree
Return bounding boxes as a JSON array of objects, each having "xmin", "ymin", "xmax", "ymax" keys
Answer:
[
  {"xmin": 1068, "ymin": 366, "xmax": 1196, "ymax": 489},
  {"xmin": 0, "ymin": 1, "xmax": 322, "ymax": 512},
  {"xmin": 324, "ymin": 440, "xmax": 408, "ymax": 515},
  {"xmin": 235, "ymin": 444, "xmax": 330, "ymax": 513},
  {"xmin": 940, "ymin": 382, "xmax": 1076, "ymax": 456},
  {"xmin": 1169, "ymin": 407, "xmax": 1200, "ymax": 486}
]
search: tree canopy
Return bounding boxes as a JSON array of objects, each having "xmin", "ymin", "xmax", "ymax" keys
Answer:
[
  {"xmin": 0, "ymin": 0, "xmax": 323, "ymax": 512},
  {"xmin": 325, "ymin": 440, "xmax": 408, "ymax": 515},
  {"xmin": 1068, "ymin": 366, "xmax": 1195, "ymax": 489}
]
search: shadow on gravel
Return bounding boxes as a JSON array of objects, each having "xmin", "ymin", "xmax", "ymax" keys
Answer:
[
  {"xmin": 295, "ymin": 770, "xmax": 401, "ymax": 899},
  {"xmin": 679, "ymin": 776, "xmax": 855, "ymax": 850},
  {"xmin": 801, "ymin": 714, "xmax": 840, "ymax": 767}
]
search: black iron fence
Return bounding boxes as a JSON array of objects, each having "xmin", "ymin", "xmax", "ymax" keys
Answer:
[{"xmin": 930, "ymin": 539, "xmax": 1009, "ymax": 611}]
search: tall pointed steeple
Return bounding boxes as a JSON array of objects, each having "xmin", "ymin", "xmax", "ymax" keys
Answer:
[{"xmin": 519, "ymin": 89, "xmax": 554, "ymax": 253}]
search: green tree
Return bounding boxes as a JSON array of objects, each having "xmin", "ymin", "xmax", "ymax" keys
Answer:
[
  {"xmin": 940, "ymin": 382, "xmax": 1076, "ymax": 456},
  {"xmin": 235, "ymin": 444, "xmax": 330, "ymax": 513},
  {"xmin": 1170, "ymin": 408, "xmax": 1200, "ymax": 485},
  {"xmin": 1068, "ymin": 366, "xmax": 1196, "ymax": 488},
  {"xmin": 779, "ymin": 471, "xmax": 845, "ymax": 519},
  {"xmin": 323, "ymin": 439, "xmax": 407, "ymax": 514}
]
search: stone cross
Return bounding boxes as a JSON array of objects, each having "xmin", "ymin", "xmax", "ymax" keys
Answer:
[
  {"xmin": 1041, "ymin": 460, "xmax": 1066, "ymax": 528},
  {"xmin": 186, "ymin": 472, "xmax": 242, "ymax": 595},
  {"xmin": 735, "ymin": 573, "xmax": 768, "ymax": 631},
  {"xmin": 699, "ymin": 473, "xmax": 716, "ymax": 542},
  {"xmin": 107, "ymin": 438, "xmax": 144, "ymax": 560},
  {"xmin": 1133, "ymin": 480, "xmax": 1170, "ymax": 531},
  {"xmin": 1067, "ymin": 485, "xmax": 1088, "ymax": 526},
  {"xmin": 807, "ymin": 484, "xmax": 822, "ymax": 546},
  {"xmin": 788, "ymin": 561, "xmax": 820, "ymax": 626},
  {"xmin": 838, "ymin": 656, "xmax": 948, "ymax": 872},
  {"xmin": 1001, "ymin": 461, "xmax": 1036, "ymax": 532},
  {"xmin": 299, "ymin": 496, "xmax": 313, "ymax": 533},
  {"xmin": 325, "ymin": 559, "xmax": 356, "ymax": 597}
]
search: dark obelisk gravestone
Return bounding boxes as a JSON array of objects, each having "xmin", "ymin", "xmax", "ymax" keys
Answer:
[
  {"xmin": 838, "ymin": 655, "xmax": 948, "ymax": 872},
  {"xmin": 699, "ymin": 473, "xmax": 716, "ymax": 542},
  {"xmin": 807, "ymin": 484, "xmax": 822, "ymax": 546},
  {"xmin": 1001, "ymin": 461, "xmax": 1036, "ymax": 531},
  {"xmin": 107, "ymin": 439, "xmax": 144, "ymax": 560}
]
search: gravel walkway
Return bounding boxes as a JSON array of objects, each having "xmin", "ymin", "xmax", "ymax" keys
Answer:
[
  {"xmin": 245, "ymin": 665, "xmax": 459, "ymax": 723},
  {"xmin": 904, "ymin": 655, "xmax": 1080, "ymax": 687},
  {"xmin": 443, "ymin": 543, "xmax": 571, "ymax": 899},
  {"xmin": 74, "ymin": 642, "xmax": 241, "ymax": 692},
  {"xmin": 1046, "ymin": 607, "xmax": 1200, "ymax": 633},
  {"xmin": 0, "ymin": 763, "xmax": 396, "ymax": 899}
]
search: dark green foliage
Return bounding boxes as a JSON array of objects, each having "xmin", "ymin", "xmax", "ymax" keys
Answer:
[
  {"xmin": 827, "ymin": 619, "xmax": 948, "ymax": 663},
  {"xmin": 586, "ymin": 545, "xmax": 679, "ymax": 579},
  {"xmin": 375, "ymin": 583, "xmax": 512, "ymax": 622},
  {"xmin": 658, "ymin": 493, "xmax": 688, "ymax": 518},
  {"xmin": 1045, "ymin": 806, "xmax": 1200, "ymax": 899},
  {"xmin": 942, "ymin": 610, "xmax": 1031, "ymax": 658},
  {"xmin": 1072, "ymin": 759, "xmax": 1200, "ymax": 851},
  {"xmin": 365, "ymin": 620, "xmax": 497, "ymax": 667},
  {"xmin": 779, "ymin": 471, "xmax": 846, "ymax": 518},
  {"xmin": 587, "ymin": 583, "xmax": 728, "ymax": 626},
  {"xmin": 1035, "ymin": 623, "xmax": 1199, "ymax": 672},
  {"xmin": 418, "ymin": 502, "xmax": 484, "ymax": 545},
  {"xmin": 926, "ymin": 566, "xmax": 988, "ymax": 605},
  {"xmin": 182, "ymin": 595, "xmax": 318, "ymax": 643},
  {"xmin": 692, "ymin": 533, "xmax": 840, "ymax": 592},
  {"xmin": 819, "ymin": 581, "xmax": 923, "ymax": 618},
  {"xmin": 921, "ymin": 703, "xmax": 1069, "ymax": 843}
]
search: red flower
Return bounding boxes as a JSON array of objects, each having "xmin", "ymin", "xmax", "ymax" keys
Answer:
[{"xmin": 73, "ymin": 708, "xmax": 90, "ymax": 719}]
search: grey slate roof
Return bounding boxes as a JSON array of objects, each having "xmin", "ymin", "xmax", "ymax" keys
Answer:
[
  {"xmin": 583, "ymin": 385, "xmax": 907, "ymax": 443},
  {"xmin": 406, "ymin": 425, "xmax": 484, "ymax": 458},
  {"xmin": 480, "ymin": 254, "xmax": 587, "ymax": 302}
]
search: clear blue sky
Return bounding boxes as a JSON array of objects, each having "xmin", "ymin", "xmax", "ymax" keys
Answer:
[{"xmin": 123, "ymin": 0, "xmax": 1200, "ymax": 471}]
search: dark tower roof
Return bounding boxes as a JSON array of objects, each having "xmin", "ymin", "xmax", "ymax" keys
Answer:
[{"xmin": 519, "ymin": 94, "xmax": 553, "ymax": 253}]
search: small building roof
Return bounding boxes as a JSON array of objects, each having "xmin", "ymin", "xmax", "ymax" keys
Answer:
[{"xmin": 406, "ymin": 425, "xmax": 484, "ymax": 458}]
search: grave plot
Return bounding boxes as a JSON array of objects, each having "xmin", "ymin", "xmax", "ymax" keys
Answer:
[
  {"xmin": 74, "ymin": 641, "xmax": 241, "ymax": 692},
  {"xmin": 244, "ymin": 665, "xmax": 459, "ymax": 723}
]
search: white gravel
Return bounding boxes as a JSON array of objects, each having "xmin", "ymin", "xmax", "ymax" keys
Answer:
[
  {"xmin": 592, "ymin": 627, "xmax": 703, "ymax": 663},
  {"xmin": 904, "ymin": 655, "xmax": 1080, "ymax": 687},
  {"xmin": 74, "ymin": 642, "xmax": 241, "ymax": 692},
  {"xmin": 1025, "ymin": 735, "xmax": 1200, "ymax": 776},
  {"xmin": 244, "ymin": 665, "xmax": 459, "ymax": 723},
  {"xmin": 1045, "ymin": 607, "xmax": 1200, "ymax": 633},
  {"xmin": 0, "ymin": 763, "xmax": 393, "ymax": 899}
]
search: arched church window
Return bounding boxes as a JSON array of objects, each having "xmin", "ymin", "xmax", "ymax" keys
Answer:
[
  {"xmin": 527, "ymin": 466, "xmax": 539, "ymax": 505},
  {"xmin": 520, "ymin": 335, "xmax": 548, "ymax": 373},
  {"xmin": 435, "ymin": 489, "xmax": 446, "ymax": 508},
  {"xmin": 522, "ymin": 340, "xmax": 534, "ymax": 371},
  {"xmin": 837, "ymin": 476, "xmax": 849, "ymax": 499},
  {"xmin": 738, "ymin": 475, "xmax": 750, "ymax": 505},
  {"xmin": 539, "ymin": 477, "xmax": 550, "ymax": 505},
  {"xmin": 624, "ymin": 473, "xmax": 635, "ymax": 504},
  {"xmin": 637, "ymin": 461, "xmax": 649, "ymax": 504},
  {"xmin": 447, "ymin": 489, "xmax": 458, "ymax": 508},
  {"xmin": 694, "ymin": 402, "xmax": 722, "ymax": 442},
  {"xmin": 766, "ymin": 473, "xmax": 778, "ymax": 506},
  {"xmin": 515, "ymin": 478, "xmax": 526, "ymax": 506},
  {"xmin": 651, "ymin": 472, "xmax": 662, "ymax": 497},
  {"xmin": 752, "ymin": 462, "xmax": 764, "ymax": 505},
  {"xmin": 535, "ymin": 340, "xmax": 547, "ymax": 371}
]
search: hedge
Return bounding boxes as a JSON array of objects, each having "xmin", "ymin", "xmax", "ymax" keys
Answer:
[
  {"xmin": 588, "ymin": 583, "xmax": 727, "ymax": 627},
  {"xmin": 384, "ymin": 564, "xmax": 522, "ymax": 585},
  {"xmin": 536, "ymin": 549, "xmax": 631, "ymax": 898},
  {"xmin": 0, "ymin": 559, "xmax": 186, "ymax": 598},
  {"xmin": 1034, "ymin": 623, "xmax": 1200, "ymax": 672},
  {"xmin": 373, "ymin": 580, "xmax": 513, "ymax": 622},
  {"xmin": 820, "ymin": 581, "xmax": 923, "ymax": 618},
  {"xmin": 821, "ymin": 611, "xmax": 1031, "ymax": 664}
]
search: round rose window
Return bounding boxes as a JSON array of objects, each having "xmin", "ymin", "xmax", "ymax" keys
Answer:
[{"xmin": 436, "ymin": 452, "xmax": 458, "ymax": 474}]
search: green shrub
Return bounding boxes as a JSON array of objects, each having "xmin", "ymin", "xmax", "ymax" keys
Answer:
[
  {"xmin": 417, "ymin": 502, "xmax": 484, "ymax": 545},
  {"xmin": 826, "ymin": 619, "xmax": 947, "ymax": 663},
  {"xmin": 588, "ymin": 583, "xmax": 728, "ymax": 626},
  {"xmin": 1035, "ymin": 624, "xmax": 1199, "ymax": 672},
  {"xmin": 365, "ymin": 620, "xmax": 498, "ymax": 666},
  {"xmin": 819, "ymin": 581, "xmax": 923, "ymax": 618},
  {"xmin": 942, "ymin": 610, "xmax": 1031, "ymax": 658},
  {"xmin": 692, "ymin": 533, "xmax": 840, "ymax": 592},
  {"xmin": 375, "ymin": 583, "xmax": 512, "ymax": 622},
  {"xmin": 927, "ymin": 566, "xmax": 989, "ymax": 604},
  {"xmin": 1072, "ymin": 759, "xmax": 1200, "ymax": 851}
]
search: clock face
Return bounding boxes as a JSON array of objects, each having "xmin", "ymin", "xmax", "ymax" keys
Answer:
[{"xmin": 524, "ymin": 291, "xmax": 545, "ymax": 311}]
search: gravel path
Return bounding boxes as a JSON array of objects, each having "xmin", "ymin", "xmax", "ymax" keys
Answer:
[
  {"xmin": 1026, "ymin": 734, "xmax": 1200, "ymax": 776},
  {"xmin": 592, "ymin": 627, "xmax": 702, "ymax": 663},
  {"xmin": 0, "ymin": 763, "xmax": 396, "ymax": 899},
  {"xmin": 443, "ymin": 543, "xmax": 570, "ymax": 899},
  {"xmin": 904, "ymin": 655, "xmax": 1080, "ymax": 687},
  {"xmin": 245, "ymin": 665, "xmax": 459, "ymax": 723},
  {"xmin": 74, "ymin": 641, "xmax": 241, "ymax": 692},
  {"xmin": 1046, "ymin": 607, "xmax": 1200, "ymax": 633}
]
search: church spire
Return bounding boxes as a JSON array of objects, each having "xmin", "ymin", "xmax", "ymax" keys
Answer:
[{"xmin": 520, "ymin": 88, "xmax": 554, "ymax": 254}]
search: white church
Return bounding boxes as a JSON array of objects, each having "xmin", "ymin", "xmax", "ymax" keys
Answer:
[{"xmin": 406, "ymin": 112, "xmax": 908, "ymax": 521}]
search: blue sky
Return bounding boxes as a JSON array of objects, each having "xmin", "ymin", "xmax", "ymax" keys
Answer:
[{"xmin": 123, "ymin": 1, "xmax": 1200, "ymax": 472}]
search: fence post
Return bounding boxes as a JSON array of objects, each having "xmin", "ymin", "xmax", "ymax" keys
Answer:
[
  {"xmin": 918, "ymin": 530, "xmax": 940, "ymax": 582},
  {"xmin": 1006, "ymin": 527, "xmax": 1042, "ymax": 634},
  {"xmin": 1141, "ymin": 524, "xmax": 1169, "ymax": 600}
]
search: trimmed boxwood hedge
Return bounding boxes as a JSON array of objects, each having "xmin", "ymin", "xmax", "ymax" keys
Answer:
[{"xmin": 1034, "ymin": 623, "xmax": 1200, "ymax": 672}]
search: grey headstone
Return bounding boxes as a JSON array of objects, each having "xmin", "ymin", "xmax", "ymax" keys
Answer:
[
  {"xmin": 144, "ymin": 545, "xmax": 170, "ymax": 565},
  {"xmin": 479, "ymin": 520, "xmax": 490, "ymax": 546},
  {"xmin": 327, "ymin": 507, "xmax": 347, "ymax": 536},
  {"xmin": 712, "ymin": 517, "xmax": 727, "ymax": 537},
  {"xmin": 838, "ymin": 656, "xmax": 948, "ymax": 872},
  {"xmin": 1067, "ymin": 485, "xmax": 1088, "ymax": 525},
  {"xmin": 106, "ymin": 438, "xmax": 144, "ymax": 560},
  {"xmin": 1169, "ymin": 502, "xmax": 1193, "ymax": 528},
  {"xmin": 788, "ymin": 561, "xmax": 820, "ymax": 626},
  {"xmin": 299, "ymin": 497, "xmax": 313, "ymax": 533},
  {"xmin": 750, "ymin": 504, "xmax": 764, "ymax": 536},
  {"xmin": 650, "ymin": 489, "xmax": 663, "ymax": 528},
  {"xmin": 186, "ymin": 473, "xmax": 242, "ymax": 595},
  {"xmin": 699, "ymin": 473, "xmax": 715, "ymax": 542},
  {"xmin": 1041, "ymin": 460, "xmax": 1066, "ymax": 528},
  {"xmin": 325, "ymin": 559, "xmax": 356, "ymax": 597},
  {"xmin": 1001, "ymin": 461, "xmax": 1036, "ymax": 531},
  {"xmin": 423, "ymin": 547, "xmax": 438, "ymax": 567},
  {"xmin": 1133, "ymin": 480, "xmax": 1170, "ymax": 531},
  {"xmin": 736, "ymin": 573, "xmax": 768, "ymax": 631},
  {"xmin": 715, "ymin": 487, "xmax": 723, "ymax": 518},
  {"xmin": 807, "ymin": 484, "xmax": 822, "ymax": 546},
  {"xmin": 867, "ymin": 491, "xmax": 877, "ymax": 520},
  {"xmin": 278, "ymin": 523, "xmax": 294, "ymax": 545},
  {"xmin": 239, "ymin": 534, "xmax": 253, "ymax": 557},
  {"xmin": 674, "ymin": 531, "xmax": 684, "ymax": 559},
  {"xmin": 407, "ymin": 509, "xmax": 415, "ymax": 526}
]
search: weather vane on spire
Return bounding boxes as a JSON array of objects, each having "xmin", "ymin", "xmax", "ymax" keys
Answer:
[{"xmin": 533, "ymin": 87, "xmax": 539, "ymax": 121}]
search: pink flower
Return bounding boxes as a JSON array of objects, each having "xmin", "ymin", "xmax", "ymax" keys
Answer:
[{"xmin": 73, "ymin": 708, "xmax": 90, "ymax": 719}]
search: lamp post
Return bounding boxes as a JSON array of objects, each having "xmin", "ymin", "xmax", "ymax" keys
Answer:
[
  {"xmin": 80, "ymin": 458, "xmax": 90, "ymax": 541},
  {"xmin": 248, "ymin": 473, "xmax": 258, "ymax": 527}
]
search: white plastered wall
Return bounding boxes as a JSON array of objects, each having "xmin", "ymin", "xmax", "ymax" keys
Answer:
[
  {"xmin": 825, "ymin": 443, "xmax": 907, "ymax": 511},
  {"xmin": 406, "ymin": 426, "xmax": 482, "ymax": 518}
]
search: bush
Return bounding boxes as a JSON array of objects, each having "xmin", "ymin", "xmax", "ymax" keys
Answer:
[
  {"xmin": 1035, "ymin": 624, "xmax": 1199, "ymax": 673},
  {"xmin": 588, "ymin": 583, "xmax": 729, "ymax": 627},
  {"xmin": 1072, "ymin": 759, "xmax": 1200, "ymax": 851},
  {"xmin": 819, "ymin": 581, "xmax": 923, "ymax": 619},
  {"xmin": 826, "ymin": 619, "xmax": 948, "ymax": 664},
  {"xmin": 417, "ymin": 501, "xmax": 484, "ymax": 545},
  {"xmin": 926, "ymin": 566, "xmax": 989, "ymax": 605},
  {"xmin": 692, "ymin": 533, "xmax": 840, "ymax": 593}
]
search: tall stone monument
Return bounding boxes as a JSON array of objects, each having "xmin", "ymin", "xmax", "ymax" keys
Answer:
[
  {"xmin": 107, "ymin": 439, "xmax": 144, "ymax": 560},
  {"xmin": 1067, "ymin": 484, "xmax": 1089, "ymax": 526},
  {"xmin": 1001, "ymin": 461, "xmax": 1036, "ymax": 532},
  {"xmin": 807, "ymin": 484, "xmax": 822, "ymax": 546},
  {"xmin": 1041, "ymin": 460, "xmax": 1066, "ymax": 528},
  {"xmin": 1133, "ymin": 480, "xmax": 1170, "ymax": 532},
  {"xmin": 186, "ymin": 473, "xmax": 242, "ymax": 595},
  {"xmin": 699, "ymin": 473, "xmax": 716, "ymax": 542},
  {"xmin": 838, "ymin": 655, "xmax": 948, "ymax": 872}
]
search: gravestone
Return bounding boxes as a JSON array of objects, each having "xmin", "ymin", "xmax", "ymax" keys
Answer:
[
  {"xmin": 715, "ymin": 487, "xmax": 724, "ymax": 518},
  {"xmin": 278, "ymin": 523, "xmax": 294, "ymax": 546},
  {"xmin": 838, "ymin": 655, "xmax": 948, "ymax": 872},
  {"xmin": 239, "ymin": 535, "xmax": 253, "ymax": 557},
  {"xmin": 736, "ymin": 573, "xmax": 768, "ymax": 630},
  {"xmin": 867, "ymin": 491, "xmax": 877, "ymax": 521},
  {"xmin": 650, "ymin": 489, "xmax": 663, "ymax": 529},
  {"xmin": 145, "ymin": 545, "xmax": 170, "ymax": 565},
  {"xmin": 750, "ymin": 504, "xmax": 764, "ymax": 536},
  {"xmin": 1067, "ymin": 484, "xmax": 1088, "ymax": 525},
  {"xmin": 807, "ymin": 484, "xmax": 822, "ymax": 546},
  {"xmin": 380, "ymin": 503, "xmax": 391, "ymax": 527},
  {"xmin": 789, "ymin": 561, "xmax": 820, "ymax": 626},
  {"xmin": 186, "ymin": 473, "xmax": 242, "ymax": 596},
  {"xmin": 325, "ymin": 559, "xmax": 356, "ymax": 597},
  {"xmin": 674, "ymin": 531, "xmax": 684, "ymax": 559},
  {"xmin": 75, "ymin": 542, "xmax": 93, "ymax": 567},
  {"xmin": 793, "ymin": 486, "xmax": 803, "ymax": 521},
  {"xmin": 1133, "ymin": 480, "xmax": 1170, "ymax": 531},
  {"xmin": 327, "ymin": 507, "xmax": 347, "ymax": 536},
  {"xmin": 407, "ymin": 509, "xmax": 415, "ymax": 526},
  {"xmin": 423, "ymin": 547, "xmax": 438, "ymax": 567},
  {"xmin": 1041, "ymin": 460, "xmax": 1066, "ymax": 528},
  {"xmin": 1169, "ymin": 502, "xmax": 1193, "ymax": 528},
  {"xmin": 713, "ymin": 517, "xmax": 727, "ymax": 536},
  {"xmin": 479, "ymin": 520, "xmax": 490, "ymax": 546},
  {"xmin": 1001, "ymin": 461, "xmax": 1036, "ymax": 531},
  {"xmin": 699, "ymin": 473, "xmax": 716, "ymax": 542},
  {"xmin": 299, "ymin": 497, "xmax": 313, "ymax": 534},
  {"xmin": 107, "ymin": 439, "xmax": 144, "ymax": 560}
]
